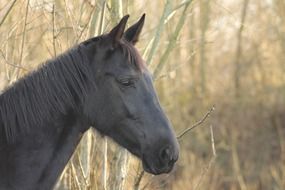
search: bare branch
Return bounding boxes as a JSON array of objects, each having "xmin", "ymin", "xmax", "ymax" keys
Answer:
[
  {"xmin": 177, "ymin": 106, "xmax": 215, "ymax": 140},
  {"xmin": 102, "ymin": 137, "xmax": 108, "ymax": 190},
  {"xmin": 153, "ymin": 1, "xmax": 191, "ymax": 79},
  {"xmin": 133, "ymin": 170, "xmax": 145, "ymax": 190},
  {"xmin": 210, "ymin": 125, "xmax": 216, "ymax": 157},
  {"xmin": 146, "ymin": 0, "xmax": 171, "ymax": 66},
  {"xmin": 0, "ymin": 0, "xmax": 17, "ymax": 27},
  {"xmin": 14, "ymin": 0, "xmax": 30, "ymax": 80},
  {"xmin": 0, "ymin": 50, "xmax": 28, "ymax": 71},
  {"xmin": 132, "ymin": 106, "xmax": 215, "ymax": 189},
  {"xmin": 98, "ymin": 1, "xmax": 106, "ymax": 35},
  {"xmin": 52, "ymin": 4, "xmax": 56, "ymax": 57},
  {"xmin": 64, "ymin": 0, "xmax": 80, "ymax": 40},
  {"xmin": 194, "ymin": 125, "xmax": 217, "ymax": 190}
]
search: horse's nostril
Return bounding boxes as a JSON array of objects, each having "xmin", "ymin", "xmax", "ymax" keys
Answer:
[{"xmin": 160, "ymin": 146, "xmax": 171, "ymax": 163}]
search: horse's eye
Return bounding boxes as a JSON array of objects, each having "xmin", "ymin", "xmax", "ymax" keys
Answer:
[{"xmin": 118, "ymin": 78, "xmax": 135, "ymax": 87}]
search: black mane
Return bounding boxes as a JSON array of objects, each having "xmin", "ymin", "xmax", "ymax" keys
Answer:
[
  {"xmin": 0, "ymin": 45, "xmax": 94, "ymax": 143},
  {"xmin": 0, "ymin": 37, "xmax": 142, "ymax": 143}
]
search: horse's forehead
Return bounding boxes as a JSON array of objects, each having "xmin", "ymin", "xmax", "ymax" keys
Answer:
[
  {"xmin": 104, "ymin": 59, "xmax": 139, "ymax": 77},
  {"xmin": 106, "ymin": 54, "xmax": 145, "ymax": 75}
]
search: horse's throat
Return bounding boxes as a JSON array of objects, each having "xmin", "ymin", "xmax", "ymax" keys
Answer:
[
  {"xmin": 0, "ymin": 116, "xmax": 88, "ymax": 190},
  {"xmin": 37, "ymin": 120, "xmax": 87, "ymax": 189}
]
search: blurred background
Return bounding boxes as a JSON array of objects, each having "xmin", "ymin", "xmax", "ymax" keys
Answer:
[{"xmin": 0, "ymin": 0, "xmax": 285, "ymax": 189}]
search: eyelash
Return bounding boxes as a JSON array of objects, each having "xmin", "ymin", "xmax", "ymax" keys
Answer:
[{"xmin": 117, "ymin": 78, "xmax": 137, "ymax": 87}]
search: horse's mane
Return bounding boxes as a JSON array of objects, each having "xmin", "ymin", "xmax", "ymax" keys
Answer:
[
  {"xmin": 0, "ymin": 46, "xmax": 93, "ymax": 142},
  {"xmin": 0, "ymin": 36, "xmax": 143, "ymax": 143}
]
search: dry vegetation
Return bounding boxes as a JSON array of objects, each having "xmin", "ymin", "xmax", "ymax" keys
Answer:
[{"xmin": 1, "ymin": 0, "xmax": 285, "ymax": 189}]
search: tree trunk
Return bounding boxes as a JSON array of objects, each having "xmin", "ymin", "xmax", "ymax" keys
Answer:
[
  {"xmin": 233, "ymin": 0, "xmax": 250, "ymax": 99},
  {"xmin": 199, "ymin": 0, "xmax": 210, "ymax": 95}
]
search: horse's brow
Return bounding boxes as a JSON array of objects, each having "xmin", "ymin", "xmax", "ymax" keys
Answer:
[{"xmin": 118, "ymin": 74, "xmax": 139, "ymax": 79}]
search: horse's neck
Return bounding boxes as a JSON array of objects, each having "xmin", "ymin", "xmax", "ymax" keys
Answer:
[
  {"xmin": 36, "ymin": 118, "xmax": 88, "ymax": 189},
  {"xmin": 0, "ymin": 113, "xmax": 89, "ymax": 190},
  {"xmin": 0, "ymin": 95, "xmax": 6, "ymax": 144}
]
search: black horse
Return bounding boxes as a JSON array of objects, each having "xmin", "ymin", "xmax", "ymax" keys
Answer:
[{"xmin": 0, "ymin": 14, "xmax": 179, "ymax": 190}]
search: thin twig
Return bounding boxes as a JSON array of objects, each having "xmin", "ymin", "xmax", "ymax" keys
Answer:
[
  {"xmin": 133, "ymin": 106, "xmax": 215, "ymax": 189},
  {"xmin": 102, "ymin": 137, "xmax": 108, "ymax": 190},
  {"xmin": 0, "ymin": 0, "xmax": 17, "ymax": 26},
  {"xmin": 140, "ymin": 179, "xmax": 153, "ymax": 190},
  {"xmin": 76, "ymin": 4, "xmax": 96, "ymax": 43},
  {"xmin": 194, "ymin": 125, "xmax": 217, "ymax": 190},
  {"xmin": 154, "ymin": 49, "xmax": 198, "ymax": 81},
  {"xmin": 14, "ymin": 0, "xmax": 29, "ymax": 80},
  {"xmin": 133, "ymin": 169, "xmax": 145, "ymax": 190},
  {"xmin": 0, "ymin": 50, "xmax": 28, "ymax": 71},
  {"xmin": 98, "ymin": 0, "xmax": 106, "ymax": 35},
  {"xmin": 177, "ymin": 106, "xmax": 215, "ymax": 139},
  {"xmin": 70, "ymin": 162, "xmax": 83, "ymax": 190},
  {"xmin": 231, "ymin": 133, "xmax": 247, "ymax": 190},
  {"xmin": 64, "ymin": 0, "xmax": 80, "ymax": 40},
  {"xmin": 210, "ymin": 125, "xmax": 216, "ymax": 157},
  {"xmin": 88, "ymin": 0, "xmax": 100, "ymax": 38},
  {"xmin": 173, "ymin": 0, "xmax": 195, "ymax": 11},
  {"xmin": 52, "ymin": 4, "xmax": 56, "ymax": 57},
  {"xmin": 75, "ymin": 153, "xmax": 88, "ymax": 187}
]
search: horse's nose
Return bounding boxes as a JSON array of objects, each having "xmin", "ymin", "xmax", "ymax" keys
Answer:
[{"xmin": 159, "ymin": 146, "xmax": 176, "ymax": 167}]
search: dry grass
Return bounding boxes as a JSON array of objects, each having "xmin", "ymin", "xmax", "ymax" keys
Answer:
[{"xmin": 1, "ymin": 0, "xmax": 285, "ymax": 189}]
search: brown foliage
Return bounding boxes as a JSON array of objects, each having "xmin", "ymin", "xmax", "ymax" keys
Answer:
[{"xmin": 0, "ymin": 0, "xmax": 284, "ymax": 189}]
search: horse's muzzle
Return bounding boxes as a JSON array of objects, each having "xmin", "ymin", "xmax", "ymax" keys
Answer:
[{"xmin": 142, "ymin": 145, "xmax": 179, "ymax": 175}]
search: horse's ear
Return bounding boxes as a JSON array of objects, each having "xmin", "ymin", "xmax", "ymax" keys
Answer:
[
  {"xmin": 124, "ymin": 14, "xmax": 145, "ymax": 45},
  {"xmin": 108, "ymin": 15, "xmax": 129, "ymax": 45}
]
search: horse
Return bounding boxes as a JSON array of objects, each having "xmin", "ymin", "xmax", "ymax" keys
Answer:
[{"xmin": 0, "ymin": 14, "xmax": 179, "ymax": 190}]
